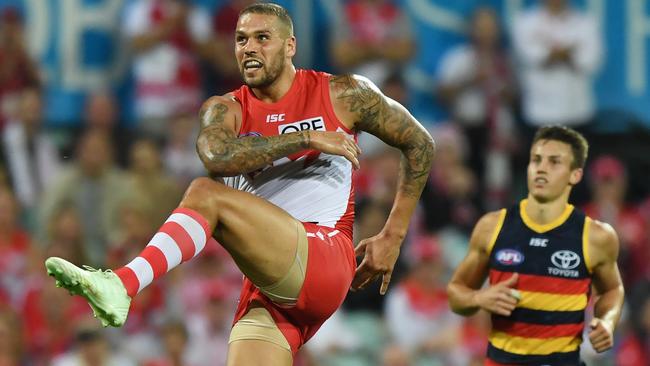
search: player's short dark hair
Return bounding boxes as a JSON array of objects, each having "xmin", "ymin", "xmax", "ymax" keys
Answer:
[
  {"xmin": 532, "ymin": 126, "xmax": 589, "ymax": 169},
  {"xmin": 240, "ymin": 2, "xmax": 294, "ymax": 37}
]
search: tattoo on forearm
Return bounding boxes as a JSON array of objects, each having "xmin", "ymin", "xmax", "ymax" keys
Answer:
[
  {"xmin": 197, "ymin": 100, "xmax": 309, "ymax": 176},
  {"xmin": 330, "ymin": 75, "xmax": 435, "ymax": 197}
]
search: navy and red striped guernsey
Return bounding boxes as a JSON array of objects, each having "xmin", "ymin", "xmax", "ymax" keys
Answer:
[{"xmin": 486, "ymin": 199, "xmax": 593, "ymax": 365}]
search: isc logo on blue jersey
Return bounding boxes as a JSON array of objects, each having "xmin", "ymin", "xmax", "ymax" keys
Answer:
[
  {"xmin": 496, "ymin": 249, "xmax": 525, "ymax": 266},
  {"xmin": 529, "ymin": 237, "xmax": 548, "ymax": 247}
]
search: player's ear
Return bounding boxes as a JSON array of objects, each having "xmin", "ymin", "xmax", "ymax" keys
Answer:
[
  {"xmin": 286, "ymin": 35, "xmax": 296, "ymax": 58},
  {"xmin": 569, "ymin": 167, "xmax": 583, "ymax": 186}
]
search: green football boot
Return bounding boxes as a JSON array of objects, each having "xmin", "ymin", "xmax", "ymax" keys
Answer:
[{"xmin": 44, "ymin": 257, "xmax": 131, "ymax": 327}]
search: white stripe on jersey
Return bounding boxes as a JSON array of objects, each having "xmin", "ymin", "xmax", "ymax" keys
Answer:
[{"xmin": 224, "ymin": 153, "xmax": 353, "ymax": 228}]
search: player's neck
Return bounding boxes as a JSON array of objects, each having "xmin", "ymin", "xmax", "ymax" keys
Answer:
[
  {"xmin": 251, "ymin": 65, "xmax": 297, "ymax": 103},
  {"xmin": 524, "ymin": 194, "xmax": 571, "ymax": 225}
]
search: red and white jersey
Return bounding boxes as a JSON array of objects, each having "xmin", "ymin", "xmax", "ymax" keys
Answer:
[{"xmin": 226, "ymin": 70, "xmax": 355, "ymax": 239}]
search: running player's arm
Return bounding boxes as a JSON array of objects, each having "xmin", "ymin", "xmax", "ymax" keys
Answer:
[
  {"xmin": 587, "ymin": 220, "xmax": 624, "ymax": 353},
  {"xmin": 447, "ymin": 211, "xmax": 519, "ymax": 316},
  {"xmin": 197, "ymin": 95, "xmax": 361, "ymax": 176},
  {"xmin": 329, "ymin": 74, "xmax": 435, "ymax": 294}
]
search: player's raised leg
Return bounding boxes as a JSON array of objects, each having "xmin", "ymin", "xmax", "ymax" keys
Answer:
[
  {"xmin": 46, "ymin": 176, "xmax": 306, "ymax": 359},
  {"xmin": 181, "ymin": 178, "xmax": 309, "ymax": 365}
]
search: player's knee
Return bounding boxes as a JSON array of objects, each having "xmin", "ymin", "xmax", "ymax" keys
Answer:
[{"xmin": 180, "ymin": 177, "xmax": 224, "ymax": 218}]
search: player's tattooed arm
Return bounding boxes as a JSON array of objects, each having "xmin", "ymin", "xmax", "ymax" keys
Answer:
[
  {"xmin": 196, "ymin": 95, "xmax": 309, "ymax": 176},
  {"xmin": 331, "ymin": 74, "xmax": 435, "ymax": 294},
  {"xmin": 330, "ymin": 74, "xmax": 435, "ymax": 199}
]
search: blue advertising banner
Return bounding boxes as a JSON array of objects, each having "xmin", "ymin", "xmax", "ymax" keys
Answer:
[
  {"xmin": 2, "ymin": 0, "xmax": 649, "ymax": 128},
  {"xmin": 402, "ymin": 0, "xmax": 650, "ymax": 129}
]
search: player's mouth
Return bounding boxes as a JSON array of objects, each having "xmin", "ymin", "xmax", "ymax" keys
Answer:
[
  {"xmin": 243, "ymin": 59, "xmax": 264, "ymax": 72},
  {"xmin": 533, "ymin": 177, "xmax": 548, "ymax": 187}
]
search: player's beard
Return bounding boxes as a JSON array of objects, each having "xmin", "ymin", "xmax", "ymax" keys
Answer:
[{"xmin": 241, "ymin": 49, "xmax": 286, "ymax": 89}]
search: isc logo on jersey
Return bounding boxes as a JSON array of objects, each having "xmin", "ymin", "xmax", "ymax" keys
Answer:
[
  {"xmin": 278, "ymin": 117, "xmax": 326, "ymax": 134},
  {"xmin": 266, "ymin": 113, "xmax": 285, "ymax": 123},
  {"xmin": 496, "ymin": 249, "xmax": 525, "ymax": 266},
  {"xmin": 529, "ymin": 237, "xmax": 548, "ymax": 247}
]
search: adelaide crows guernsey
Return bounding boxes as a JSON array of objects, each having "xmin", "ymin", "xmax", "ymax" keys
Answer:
[
  {"xmin": 225, "ymin": 69, "xmax": 356, "ymax": 240},
  {"xmin": 486, "ymin": 199, "xmax": 593, "ymax": 365}
]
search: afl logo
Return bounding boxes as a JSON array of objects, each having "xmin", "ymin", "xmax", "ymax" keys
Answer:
[
  {"xmin": 551, "ymin": 250, "xmax": 580, "ymax": 270},
  {"xmin": 496, "ymin": 249, "xmax": 524, "ymax": 266}
]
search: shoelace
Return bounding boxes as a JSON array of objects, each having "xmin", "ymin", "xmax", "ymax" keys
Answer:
[{"xmin": 82, "ymin": 265, "xmax": 115, "ymax": 278}]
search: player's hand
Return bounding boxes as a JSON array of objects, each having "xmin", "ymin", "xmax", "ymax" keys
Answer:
[
  {"xmin": 350, "ymin": 231, "xmax": 402, "ymax": 295},
  {"xmin": 308, "ymin": 131, "xmax": 361, "ymax": 169},
  {"xmin": 474, "ymin": 273, "xmax": 520, "ymax": 316},
  {"xmin": 588, "ymin": 318, "xmax": 614, "ymax": 353}
]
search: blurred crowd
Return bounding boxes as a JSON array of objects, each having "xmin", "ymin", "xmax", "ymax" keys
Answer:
[{"xmin": 0, "ymin": 0, "xmax": 649, "ymax": 365}]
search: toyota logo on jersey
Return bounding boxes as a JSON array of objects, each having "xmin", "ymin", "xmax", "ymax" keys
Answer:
[
  {"xmin": 551, "ymin": 250, "xmax": 581, "ymax": 270},
  {"xmin": 548, "ymin": 250, "xmax": 581, "ymax": 278}
]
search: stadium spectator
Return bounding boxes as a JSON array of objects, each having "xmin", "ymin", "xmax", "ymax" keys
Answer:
[
  {"xmin": 419, "ymin": 124, "xmax": 480, "ymax": 235},
  {"xmin": 143, "ymin": 320, "xmax": 193, "ymax": 366},
  {"xmin": 68, "ymin": 91, "xmax": 134, "ymax": 168},
  {"xmin": 457, "ymin": 312, "xmax": 490, "ymax": 366},
  {"xmin": 615, "ymin": 281, "xmax": 650, "ymax": 366},
  {"xmin": 513, "ymin": 0, "xmax": 602, "ymax": 132},
  {"xmin": 583, "ymin": 155, "xmax": 647, "ymax": 287},
  {"xmin": 0, "ymin": 305, "xmax": 23, "ymax": 366},
  {"xmin": 0, "ymin": 6, "xmax": 40, "ymax": 130},
  {"xmin": 123, "ymin": 0, "xmax": 214, "ymax": 137},
  {"xmin": 163, "ymin": 114, "xmax": 205, "ymax": 188},
  {"xmin": 1, "ymin": 89, "xmax": 61, "ymax": 225},
  {"xmin": 125, "ymin": 138, "xmax": 183, "ymax": 228},
  {"xmin": 330, "ymin": 0, "xmax": 415, "ymax": 85},
  {"xmin": 436, "ymin": 7, "xmax": 518, "ymax": 209},
  {"xmin": 385, "ymin": 237, "xmax": 465, "ymax": 365},
  {"xmin": 50, "ymin": 319, "xmax": 137, "ymax": 366},
  {"xmin": 381, "ymin": 344, "xmax": 412, "ymax": 366},
  {"xmin": 305, "ymin": 309, "xmax": 367, "ymax": 365},
  {"xmin": 0, "ymin": 187, "xmax": 37, "ymax": 308},
  {"xmin": 185, "ymin": 281, "xmax": 233, "ymax": 366},
  {"xmin": 39, "ymin": 130, "xmax": 129, "ymax": 267},
  {"xmin": 21, "ymin": 274, "xmax": 87, "ymax": 366},
  {"xmin": 210, "ymin": 0, "xmax": 257, "ymax": 94},
  {"xmin": 43, "ymin": 203, "xmax": 88, "ymax": 268},
  {"xmin": 168, "ymin": 239, "xmax": 240, "ymax": 317},
  {"xmin": 107, "ymin": 200, "xmax": 157, "ymax": 270}
]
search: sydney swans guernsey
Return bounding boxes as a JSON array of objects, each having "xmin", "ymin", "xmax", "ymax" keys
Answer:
[{"xmin": 226, "ymin": 70, "xmax": 356, "ymax": 239}]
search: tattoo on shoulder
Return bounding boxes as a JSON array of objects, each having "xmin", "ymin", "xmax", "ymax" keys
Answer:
[
  {"xmin": 330, "ymin": 74, "xmax": 435, "ymax": 197},
  {"xmin": 330, "ymin": 75, "xmax": 383, "ymax": 128},
  {"xmin": 200, "ymin": 100, "xmax": 230, "ymax": 129}
]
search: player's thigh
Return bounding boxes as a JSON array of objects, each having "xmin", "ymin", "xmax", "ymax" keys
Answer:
[
  {"xmin": 208, "ymin": 182, "xmax": 303, "ymax": 287},
  {"xmin": 227, "ymin": 339, "xmax": 293, "ymax": 366},
  {"xmin": 227, "ymin": 304, "xmax": 293, "ymax": 366}
]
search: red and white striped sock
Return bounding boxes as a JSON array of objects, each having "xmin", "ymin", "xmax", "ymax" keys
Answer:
[{"xmin": 114, "ymin": 208, "xmax": 211, "ymax": 297}]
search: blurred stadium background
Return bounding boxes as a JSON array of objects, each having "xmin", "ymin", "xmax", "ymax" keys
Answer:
[{"xmin": 0, "ymin": 0, "xmax": 649, "ymax": 365}]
